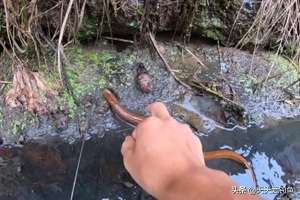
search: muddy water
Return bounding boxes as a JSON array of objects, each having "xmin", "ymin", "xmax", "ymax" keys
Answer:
[{"xmin": 0, "ymin": 118, "xmax": 299, "ymax": 200}]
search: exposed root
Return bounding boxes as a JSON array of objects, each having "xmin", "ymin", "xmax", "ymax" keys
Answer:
[{"xmin": 5, "ymin": 64, "xmax": 56, "ymax": 114}]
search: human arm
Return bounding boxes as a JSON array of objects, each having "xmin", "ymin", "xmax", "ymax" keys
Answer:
[{"xmin": 121, "ymin": 102, "xmax": 261, "ymax": 200}]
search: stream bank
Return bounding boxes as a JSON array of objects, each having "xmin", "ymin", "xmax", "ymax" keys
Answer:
[
  {"xmin": 1, "ymin": 36, "xmax": 299, "ymax": 144},
  {"xmin": 0, "ymin": 36, "xmax": 299, "ymax": 199}
]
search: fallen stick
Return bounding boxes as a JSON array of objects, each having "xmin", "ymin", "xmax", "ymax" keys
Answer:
[
  {"xmin": 176, "ymin": 42, "xmax": 207, "ymax": 69},
  {"xmin": 189, "ymin": 80, "xmax": 245, "ymax": 112},
  {"xmin": 102, "ymin": 36, "xmax": 134, "ymax": 44},
  {"xmin": 148, "ymin": 33, "xmax": 191, "ymax": 89}
]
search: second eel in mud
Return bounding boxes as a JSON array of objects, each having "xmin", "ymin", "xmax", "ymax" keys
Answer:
[{"xmin": 103, "ymin": 89, "xmax": 257, "ymax": 185}]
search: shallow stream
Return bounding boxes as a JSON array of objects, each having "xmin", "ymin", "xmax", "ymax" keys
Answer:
[
  {"xmin": 0, "ymin": 116, "xmax": 299, "ymax": 200},
  {"xmin": 0, "ymin": 39, "xmax": 299, "ymax": 200}
]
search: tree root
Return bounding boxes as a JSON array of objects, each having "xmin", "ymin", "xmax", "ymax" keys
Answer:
[{"xmin": 5, "ymin": 64, "xmax": 57, "ymax": 114}]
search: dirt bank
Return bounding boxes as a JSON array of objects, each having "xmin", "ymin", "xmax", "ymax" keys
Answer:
[{"xmin": 0, "ymin": 36, "xmax": 299, "ymax": 144}]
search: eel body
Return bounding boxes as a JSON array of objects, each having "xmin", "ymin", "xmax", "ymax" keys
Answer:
[{"xmin": 103, "ymin": 89, "xmax": 257, "ymax": 185}]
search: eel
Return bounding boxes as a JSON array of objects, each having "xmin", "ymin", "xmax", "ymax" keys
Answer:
[{"xmin": 103, "ymin": 89, "xmax": 257, "ymax": 185}]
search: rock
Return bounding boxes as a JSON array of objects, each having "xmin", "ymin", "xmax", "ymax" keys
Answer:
[
  {"xmin": 81, "ymin": 0, "xmax": 258, "ymax": 44},
  {"xmin": 80, "ymin": 120, "xmax": 89, "ymax": 133},
  {"xmin": 53, "ymin": 113, "xmax": 68, "ymax": 131},
  {"xmin": 136, "ymin": 63, "xmax": 153, "ymax": 93}
]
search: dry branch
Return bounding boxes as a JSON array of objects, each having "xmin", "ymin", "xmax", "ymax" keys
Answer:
[
  {"xmin": 189, "ymin": 79, "xmax": 245, "ymax": 112},
  {"xmin": 148, "ymin": 33, "xmax": 191, "ymax": 89},
  {"xmin": 57, "ymin": 0, "xmax": 76, "ymax": 81},
  {"xmin": 176, "ymin": 43, "xmax": 207, "ymax": 69},
  {"xmin": 103, "ymin": 36, "xmax": 134, "ymax": 44}
]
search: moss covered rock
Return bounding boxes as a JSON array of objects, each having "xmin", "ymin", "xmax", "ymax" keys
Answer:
[
  {"xmin": 193, "ymin": 0, "xmax": 257, "ymax": 43},
  {"xmin": 80, "ymin": 0, "xmax": 258, "ymax": 44}
]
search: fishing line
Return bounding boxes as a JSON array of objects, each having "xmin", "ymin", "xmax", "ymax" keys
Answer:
[
  {"xmin": 69, "ymin": 88, "xmax": 100, "ymax": 200},
  {"xmin": 70, "ymin": 131, "xmax": 85, "ymax": 200}
]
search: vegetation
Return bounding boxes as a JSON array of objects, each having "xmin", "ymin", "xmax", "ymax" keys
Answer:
[
  {"xmin": 237, "ymin": 0, "xmax": 300, "ymax": 62},
  {"xmin": 0, "ymin": 0, "xmax": 299, "ymax": 117}
]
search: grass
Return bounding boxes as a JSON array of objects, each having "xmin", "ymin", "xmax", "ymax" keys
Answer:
[{"xmin": 238, "ymin": 0, "xmax": 300, "ymax": 65}]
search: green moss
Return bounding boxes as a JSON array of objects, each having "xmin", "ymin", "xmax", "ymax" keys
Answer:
[
  {"xmin": 202, "ymin": 29, "xmax": 225, "ymax": 41},
  {"xmin": 264, "ymin": 53, "xmax": 299, "ymax": 86},
  {"xmin": 57, "ymin": 46, "xmax": 134, "ymax": 117},
  {"xmin": 76, "ymin": 16, "xmax": 98, "ymax": 43},
  {"xmin": 10, "ymin": 112, "xmax": 38, "ymax": 135},
  {"xmin": 284, "ymin": 43, "xmax": 299, "ymax": 58},
  {"xmin": 40, "ymin": 45, "xmax": 136, "ymax": 118},
  {"xmin": 194, "ymin": 10, "xmax": 226, "ymax": 41},
  {"xmin": 58, "ymin": 90, "xmax": 77, "ymax": 119}
]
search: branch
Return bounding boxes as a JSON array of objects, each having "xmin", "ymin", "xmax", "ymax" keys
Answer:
[{"xmin": 148, "ymin": 33, "xmax": 191, "ymax": 89}]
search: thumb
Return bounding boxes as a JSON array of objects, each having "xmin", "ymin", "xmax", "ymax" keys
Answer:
[{"xmin": 121, "ymin": 136, "xmax": 136, "ymax": 171}]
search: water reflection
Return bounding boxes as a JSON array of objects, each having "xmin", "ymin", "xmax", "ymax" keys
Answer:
[{"xmin": 0, "ymin": 120, "xmax": 299, "ymax": 200}]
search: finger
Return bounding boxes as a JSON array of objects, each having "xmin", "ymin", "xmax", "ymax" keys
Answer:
[
  {"xmin": 190, "ymin": 134, "xmax": 205, "ymax": 166},
  {"xmin": 121, "ymin": 136, "xmax": 135, "ymax": 157},
  {"xmin": 148, "ymin": 102, "xmax": 170, "ymax": 120},
  {"xmin": 121, "ymin": 136, "xmax": 136, "ymax": 173},
  {"xmin": 132, "ymin": 130, "xmax": 137, "ymax": 139}
]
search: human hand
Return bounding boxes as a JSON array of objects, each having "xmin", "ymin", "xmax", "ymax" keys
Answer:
[{"xmin": 121, "ymin": 102, "xmax": 205, "ymax": 199}]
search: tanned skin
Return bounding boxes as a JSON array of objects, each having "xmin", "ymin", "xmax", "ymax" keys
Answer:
[{"xmin": 121, "ymin": 102, "xmax": 261, "ymax": 200}]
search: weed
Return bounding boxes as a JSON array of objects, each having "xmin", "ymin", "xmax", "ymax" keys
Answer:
[
  {"xmin": 238, "ymin": 0, "xmax": 300, "ymax": 64},
  {"xmin": 10, "ymin": 112, "xmax": 37, "ymax": 135},
  {"xmin": 58, "ymin": 90, "xmax": 77, "ymax": 119}
]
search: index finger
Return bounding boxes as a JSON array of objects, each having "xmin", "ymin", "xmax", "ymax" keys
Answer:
[{"xmin": 147, "ymin": 102, "xmax": 170, "ymax": 120}]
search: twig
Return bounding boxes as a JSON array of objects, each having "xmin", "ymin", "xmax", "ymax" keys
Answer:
[
  {"xmin": 189, "ymin": 80, "xmax": 245, "ymax": 111},
  {"xmin": 0, "ymin": 81, "xmax": 12, "ymax": 84},
  {"xmin": 148, "ymin": 33, "xmax": 191, "ymax": 89},
  {"xmin": 226, "ymin": 1, "xmax": 245, "ymax": 45},
  {"xmin": 176, "ymin": 42, "xmax": 207, "ymax": 69},
  {"xmin": 282, "ymin": 55, "xmax": 299, "ymax": 71},
  {"xmin": 57, "ymin": 0, "xmax": 75, "ymax": 81},
  {"xmin": 0, "ymin": 85, "xmax": 5, "ymax": 96},
  {"xmin": 102, "ymin": 36, "xmax": 134, "ymax": 44},
  {"xmin": 0, "ymin": 40, "xmax": 14, "ymax": 61},
  {"xmin": 286, "ymin": 78, "xmax": 300, "ymax": 89},
  {"xmin": 78, "ymin": 0, "xmax": 88, "ymax": 30},
  {"xmin": 253, "ymin": 69, "xmax": 288, "ymax": 93},
  {"xmin": 282, "ymin": 87, "xmax": 300, "ymax": 100},
  {"xmin": 216, "ymin": 41, "xmax": 223, "ymax": 70}
]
